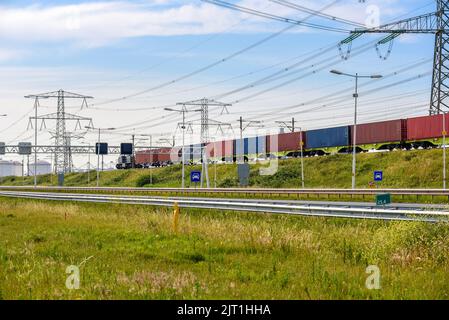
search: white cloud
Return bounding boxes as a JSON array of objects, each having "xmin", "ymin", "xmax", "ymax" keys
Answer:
[
  {"xmin": 0, "ymin": 48, "xmax": 25, "ymax": 62},
  {"xmin": 0, "ymin": 0, "xmax": 408, "ymax": 48}
]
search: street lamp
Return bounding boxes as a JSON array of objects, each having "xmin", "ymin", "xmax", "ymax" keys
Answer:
[
  {"xmin": 0, "ymin": 115, "xmax": 5, "ymax": 184},
  {"xmin": 330, "ymin": 70, "xmax": 382, "ymax": 189},
  {"xmin": 165, "ymin": 107, "xmax": 201, "ymax": 188},
  {"xmin": 80, "ymin": 141, "xmax": 92, "ymax": 185},
  {"xmin": 443, "ymin": 112, "xmax": 447, "ymax": 189},
  {"xmin": 85, "ymin": 126, "xmax": 115, "ymax": 187},
  {"xmin": 299, "ymin": 127, "xmax": 305, "ymax": 189}
]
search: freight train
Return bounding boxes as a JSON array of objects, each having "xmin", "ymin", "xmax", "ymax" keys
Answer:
[{"xmin": 120, "ymin": 113, "xmax": 449, "ymax": 168}]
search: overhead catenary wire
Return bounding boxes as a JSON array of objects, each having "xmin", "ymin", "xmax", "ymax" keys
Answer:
[
  {"xmin": 266, "ymin": 72, "xmax": 432, "ymax": 124},
  {"xmin": 228, "ymin": 50, "xmax": 430, "ymax": 106},
  {"xmin": 89, "ymin": 42, "xmax": 342, "ymax": 111},
  {"xmin": 202, "ymin": 0, "xmax": 350, "ymax": 33},
  {"xmin": 239, "ymin": 58, "xmax": 432, "ymax": 121},
  {"xmin": 269, "ymin": 0, "xmax": 364, "ymax": 28},
  {"xmin": 92, "ymin": 0, "xmax": 344, "ymax": 107}
]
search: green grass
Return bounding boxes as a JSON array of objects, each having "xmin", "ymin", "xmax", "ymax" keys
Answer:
[
  {"xmin": 1, "ymin": 197, "xmax": 449, "ymax": 299},
  {"xmin": 2, "ymin": 149, "xmax": 448, "ymax": 189}
]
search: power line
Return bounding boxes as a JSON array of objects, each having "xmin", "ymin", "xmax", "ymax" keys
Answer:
[
  {"xmin": 269, "ymin": 0, "xmax": 364, "ymax": 28},
  {"xmin": 92, "ymin": 0, "xmax": 344, "ymax": 107},
  {"xmin": 202, "ymin": 0, "xmax": 349, "ymax": 33}
]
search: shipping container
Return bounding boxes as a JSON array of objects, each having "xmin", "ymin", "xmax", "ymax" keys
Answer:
[
  {"xmin": 170, "ymin": 147, "xmax": 182, "ymax": 163},
  {"xmin": 192, "ymin": 143, "xmax": 203, "ymax": 161},
  {"xmin": 306, "ymin": 126, "xmax": 350, "ymax": 149},
  {"xmin": 135, "ymin": 150, "xmax": 155, "ymax": 164},
  {"xmin": 267, "ymin": 131, "xmax": 305, "ymax": 153},
  {"xmin": 352, "ymin": 119, "xmax": 406, "ymax": 145},
  {"xmin": 257, "ymin": 136, "xmax": 266, "ymax": 155},
  {"xmin": 183, "ymin": 145, "xmax": 194, "ymax": 162},
  {"xmin": 157, "ymin": 147, "xmax": 173, "ymax": 162},
  {"xmin": 213, "ymin": 139, "xmax": 234, "ymax": 160},
  {"xmin": 206, "ymin": 142, "xmax": 214, "ymax": 159},
  {"xmin": 246, "ymin": 137, "xmax": 258, "ymax": 155},
  {"xmin": 407, "ymin": 114, "xmax": 449, "ymax": 141},
  {"xmin": 233, "ymin": 139, "xmax": 243, "ymax": 157}
]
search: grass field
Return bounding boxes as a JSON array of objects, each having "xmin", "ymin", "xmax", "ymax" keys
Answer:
[
  {"xmin": 1, "ymin": 197, "xmax": 449, "ymax": 300},
  {"xmin": 1, "ymin": 149, "xmax": 448, "ymax": 189}
]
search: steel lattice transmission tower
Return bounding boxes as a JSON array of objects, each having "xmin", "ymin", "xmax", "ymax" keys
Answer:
[
  {"xmin": 431, "ymin": 0, "xmax": 449, "ymax": 114},
  {"xmin": 25, "ymin": 90, "xmax": 93, "ymax": 174},
  {"xmin": 340, "ymin": 0, "xmax": 449, "ymax": 115},
  {"xmin": 177, "ymin": 98, "xmax": 231, "ymax": 187}
]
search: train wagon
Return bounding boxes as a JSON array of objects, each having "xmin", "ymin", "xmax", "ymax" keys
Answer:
[
  {"xmin": 135, "ymin": 150, "xmax": 154, "ymax": 165},
  {"xmin": 407, "ymin": 114, "xmax": 449, "ymax": 147},
  {"xmin": 305, "ymin": 126, "xmax": 350, "ymax": 154},
  {"xmin": 352, "ymin": 119, "xmax": 407, "ymax": 151},
  {"xmin": 213, "ymin": 139, "xmax": 234, "ymax": 162},
  {"xmin": 191, "ymin": 143, "xmax": 203, "ymax": 163},
  {"xmin": 267, "ymin": 131, "xmax": 306, "ymax": 157},
  {"xmin": 233, "ymin": 136, "xmax": 267, "ymax": 161},
  {"xmin": 205, "ymin": 142, "xmax": 214, "ymax": 161}
]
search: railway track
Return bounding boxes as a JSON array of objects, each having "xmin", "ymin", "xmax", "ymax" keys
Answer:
[{"xmin": 0, "ymin": 190, "xmax": 448, "ymax": 222}]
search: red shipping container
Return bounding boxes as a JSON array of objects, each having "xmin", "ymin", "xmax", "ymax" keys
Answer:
[
  {"xmin": 157, "ymin": 147, "xmax": 173, "ymax": 162},
  {"xmin": 267, "ymin": 131, "xmax": 305, "ymax": 153},
  {"xmin": 206, "ymin": 142, "xmax": 215, "ymax": 158},
  {"xmin": 214, "ymin": 139, "xmax": 234, "ymax": 158},
  {"xmin": 407, "ymin": 114, "xmax": 449, "ymax": 140},
  {"xmin": 135, "ymin": 151, "xmax": 152, "ymax": 164},
  {"xmin": 351, "ymin": 119, "xmax": 406, "ymax": 145}
]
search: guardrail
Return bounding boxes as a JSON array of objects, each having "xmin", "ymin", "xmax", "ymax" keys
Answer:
[
  {"xmin": 0, "ymin": 186, "xmax": 448, "ymax": 200},
  {"xmin": 0, "ymin": 190, "xmax": 447, "ymax": 222}
]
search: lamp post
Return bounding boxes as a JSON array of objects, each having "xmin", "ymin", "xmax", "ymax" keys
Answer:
[
  {"xmin": 80, "ymin": 141, "xmax": 91, "ymax": 185},
  {"xmin": 135, "ymin": 136, "xmax": 151, "ymax": 182},
  {"xmin": 299, "ymin": 127, "xmax": 305, "ymax": 188},
  {"xmin": 442, "ymin": 111, "xmax": 447, "ymax": 189},
  {"xmin": 165, "ymin": 107, "xmax": 201, "ymax": 188},
  {"xmin": 0, "ymin": 115, "xmax": 6, "ymax": 184},
  {"xmin": 330, "ymin": 70, "xmax": 382, "ymax": 189},
  {"xmin": 85, "ymin": 126, "xmax": 115, "ymax": 187}
]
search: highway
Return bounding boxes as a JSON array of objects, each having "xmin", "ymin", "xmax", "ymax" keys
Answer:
[
  {"xmin": 0, "ymin": 190, "xmax": 448, "ymax": 222},
  {"xmin": 1, "ymin": 186, "xmax": 449, "ymax": 201}
]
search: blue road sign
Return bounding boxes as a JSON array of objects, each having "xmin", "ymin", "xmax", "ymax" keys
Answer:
[
  {"xmin": 190, "ymin": 171, "xmax": 201, "ymax": 183},
  {"xmin": 374, "ymin": 171, "xmax": 383, "ymax": 182}
]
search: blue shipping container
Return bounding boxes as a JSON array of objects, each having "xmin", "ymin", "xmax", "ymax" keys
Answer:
[
  {"xmin": 257, "ymin": 136, "xmax": 266, "ymax": 155},
  {"xmin": 192, "ymin": 143, "xmax": 203, "ymax": 160},
  {"xmin": 306, "ymin": 126, "xmax": 350, "ymax": 149},
  {"xmin": 233, "ymin": 139, "xmax": 249, "ymax": 156},
  {"xmin": 246, "ymin": 137, "xmax": 257, "ymax": 155},
  {"xmin": 183, "ymin": 145, "xmax": 193, "ymax": 161},
  {"xmin": 234, "ymin": 137, "xmax": 266, "ymax": 156}
]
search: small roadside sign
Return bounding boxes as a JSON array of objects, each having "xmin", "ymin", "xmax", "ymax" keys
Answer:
[
  {"xmin": 374, "ymin": 171, "xmax": 383, "ymax": 182},
  {"xmin": 238, "ymin": 163, "xmax": 250, "ymax": 187},
  {"xmin": 190, "ymin": 171, "xmax": 201, "ymax": 183},
  {"xmin": 376, "ymin": 193, "xmax": 391, "ymax": 206}
]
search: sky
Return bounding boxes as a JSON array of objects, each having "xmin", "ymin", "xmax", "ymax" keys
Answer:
[{"xmin": 0, "ymin": 0, "xmax": 438, "ymax": 169}]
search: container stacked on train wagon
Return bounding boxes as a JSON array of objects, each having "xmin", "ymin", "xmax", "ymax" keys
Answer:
[{"xmin": 133, "ymin": 114, "xmax": 449, "ymax": 167}]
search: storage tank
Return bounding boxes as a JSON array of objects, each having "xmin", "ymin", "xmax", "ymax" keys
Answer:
[
  {"xmin": 28, "ymin": 160, "xmax": 52, "ymax": 176},
  {"xmin": 0, "ymin": 160, "xmax": 23, "ymax": 177}
]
